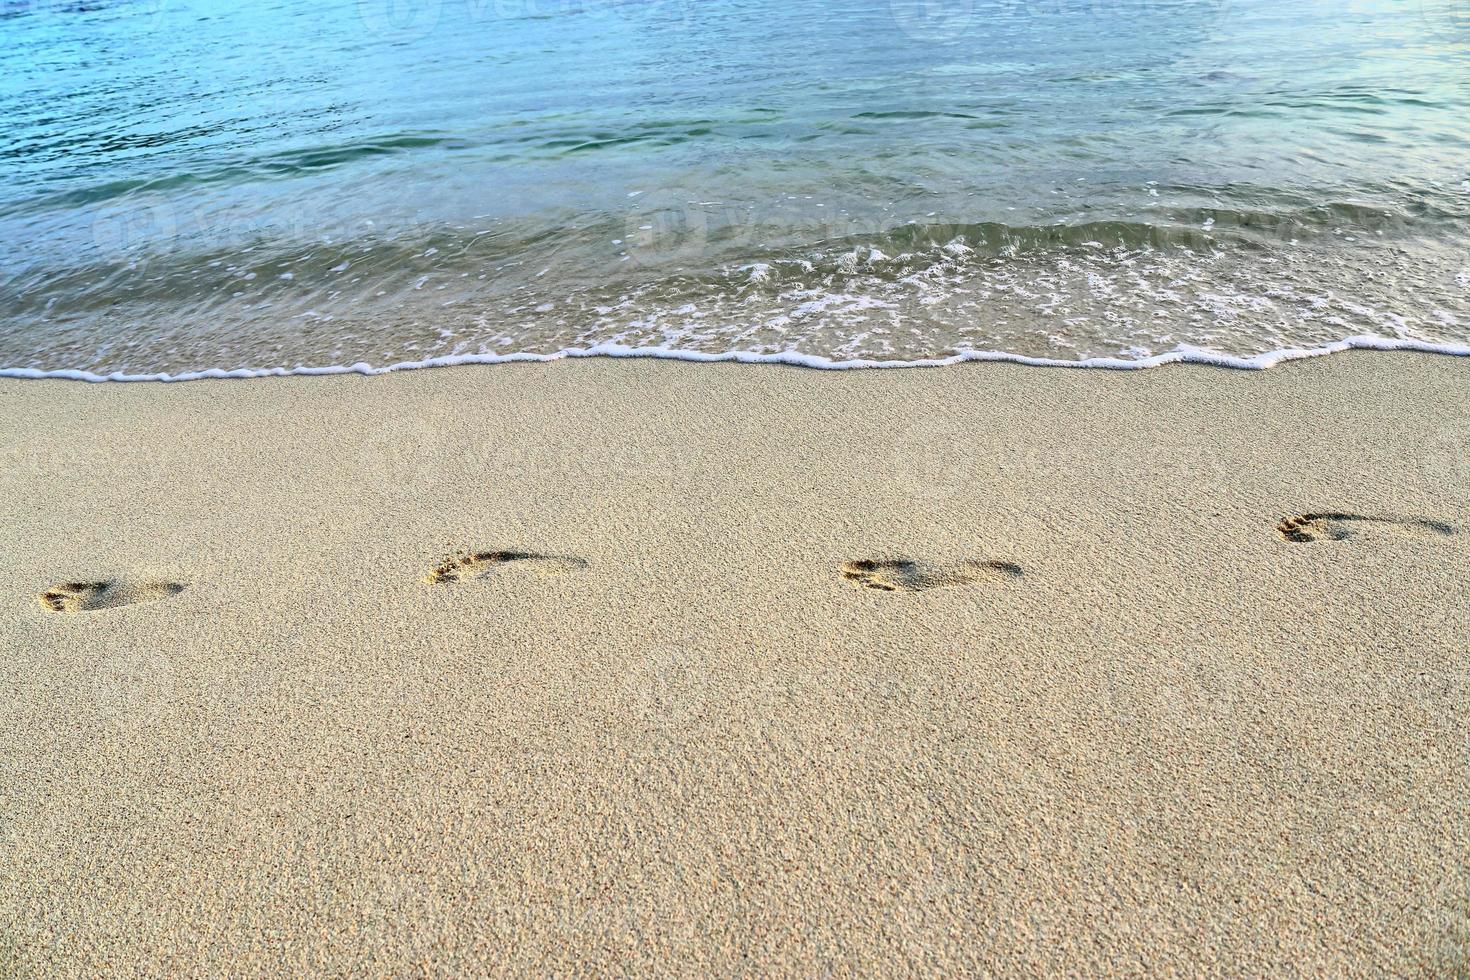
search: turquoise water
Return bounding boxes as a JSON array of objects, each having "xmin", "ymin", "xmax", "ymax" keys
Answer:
[{"xmin": 1, "ymin": 0, "xmax": 1468, "ymax": 375}]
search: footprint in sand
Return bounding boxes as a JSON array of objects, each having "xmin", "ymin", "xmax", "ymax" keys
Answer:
[
  {"xmin": 1276, "ymin": 512, "xmax": 1456, "ymax": 544},
  {"xmin": 39, "ymin": 579, "xmax": 186, "ymax": 613},
  {"xmin": 426, "ymin": 549, "xmax": 589, "ymax": 584},
  {"xmin": 841, "ymin": 557, "xmax": 1023, "ymax": 593}
]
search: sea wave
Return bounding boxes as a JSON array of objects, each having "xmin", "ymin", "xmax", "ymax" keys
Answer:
[{"xmin": 4, "ymin": 333, "xmax": 1468, "ymax": 383}]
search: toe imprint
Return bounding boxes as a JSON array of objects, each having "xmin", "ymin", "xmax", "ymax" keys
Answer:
[
  {"xmin": 1276, "ymin": 512, "xmax": 1455, "ymax": 544},
  {"xmin": 39, "ymin": 579, "xmax": 186, "ymax": 613},
  {"xmin": 427, "ymin": 549, "xmax": 589, "ymax": 584},
  {"xmin": 841, "ymin": 557, "xmax": 1023, "ymax": 593}
]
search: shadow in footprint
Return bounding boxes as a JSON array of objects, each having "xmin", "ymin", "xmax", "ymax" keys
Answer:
[
  {"xmin": 427, "ymin": 549, "xmax": 589, "ymax": 584},
  {"xmin": 1276, "ymin": 512, "xmax": 1455, "ymax": 544},
  {"xmin": 842, "ymin": 557, "xmax": 1023, "ymax": 593},
  {"xmin": 39, "ymin": 579, "xmax": 186, "ymax": 613}
]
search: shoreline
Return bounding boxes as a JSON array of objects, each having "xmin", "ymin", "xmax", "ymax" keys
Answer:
[
  {"xmin": 3, "ymin": 331, "xmax": 1470, "ymax": 383},
  {"xmin": 2, "ymin": 350, "xmax": 1467, "ymax": 974}
]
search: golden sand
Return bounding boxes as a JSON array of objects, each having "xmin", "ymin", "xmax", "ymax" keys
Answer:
[{"xmin": 1, "ymin": 351, "xmax": 1467, "ymax": 975}]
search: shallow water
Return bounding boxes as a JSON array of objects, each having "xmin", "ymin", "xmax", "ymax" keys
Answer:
[{"xmin": 1, "ymin": 0, "xmax": 1468, "ymax": 376}]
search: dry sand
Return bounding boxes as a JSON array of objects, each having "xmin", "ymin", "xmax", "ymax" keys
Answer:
[{"xmin": 1, "ymin": 351, "xmax": 1467, "ymax": 976}]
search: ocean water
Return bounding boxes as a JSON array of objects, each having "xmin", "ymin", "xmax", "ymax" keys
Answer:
[{"xmin": 1, "ymin": 0, "xmax": 1468, "ymax": 378}]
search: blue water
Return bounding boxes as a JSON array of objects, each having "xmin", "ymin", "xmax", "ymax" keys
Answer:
[{"xmin": 1, "ymin": 0, "xmax": 1468, "ymax": 375}]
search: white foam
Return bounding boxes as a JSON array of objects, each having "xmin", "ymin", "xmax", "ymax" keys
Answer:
[{"xmin": 2, "ymin": 334, "xmax": 1468, "ymax": 383}]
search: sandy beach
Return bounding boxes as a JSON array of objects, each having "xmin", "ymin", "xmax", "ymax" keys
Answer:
[{"xmin": 1, "ymin": 351, "xmax": 1467, "ymax": 975}]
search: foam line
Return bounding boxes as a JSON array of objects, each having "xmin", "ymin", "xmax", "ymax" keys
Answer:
[{"xmin": 1, "ymin": 334, "xmax": 1468, "ymax": 383}]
